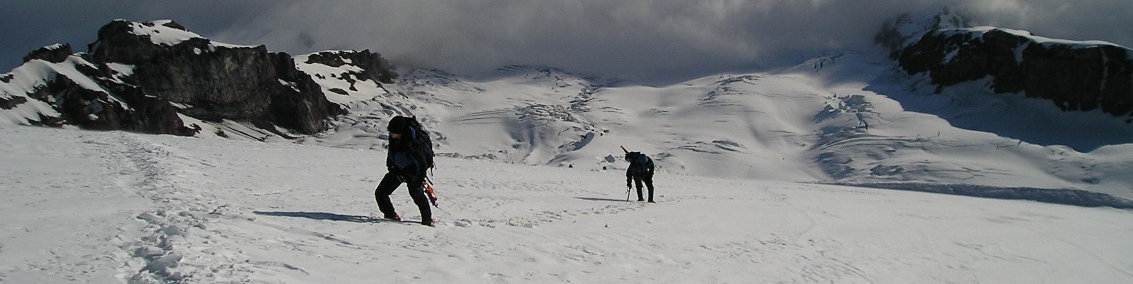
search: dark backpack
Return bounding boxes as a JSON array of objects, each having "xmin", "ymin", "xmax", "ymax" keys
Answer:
[
  {"xmin": 402, "ymin": 117, "xmax": 435, "ymax": 170},
  {"xmin": 626, "ymin": 152, "xmax": 653, "ymax": 174}
]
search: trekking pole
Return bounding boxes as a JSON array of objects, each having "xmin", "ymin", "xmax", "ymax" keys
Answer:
[{"xmin": 622, "ymin": 145, "xmax": 631, "ymax": 202}]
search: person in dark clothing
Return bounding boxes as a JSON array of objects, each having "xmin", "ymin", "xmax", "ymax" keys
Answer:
[
  {"xmin": 375, "ymin": 116, "xmax": 433, "ymax": 226},
  {"xmin": 625, "ymin": 151, "xmax": 656, "ymax": 202}
]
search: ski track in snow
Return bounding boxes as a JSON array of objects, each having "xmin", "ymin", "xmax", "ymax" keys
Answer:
[{"xmin": 4, "ymin": 127, "xmax": 1133, "ymax": 283}]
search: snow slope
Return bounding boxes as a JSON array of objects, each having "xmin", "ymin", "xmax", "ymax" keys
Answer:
[
  {"xmin": 2, "ymin": 126, "xmax": 1132, "ymax": 283},
  {"xmin": 298, "ymin": 52, "xmax": 1133, "ymax": 203}
]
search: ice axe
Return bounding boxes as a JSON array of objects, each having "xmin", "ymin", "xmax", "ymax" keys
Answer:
[{"xmin": 424, "ymin": 181, "xmax": 439, "ymax": 207}]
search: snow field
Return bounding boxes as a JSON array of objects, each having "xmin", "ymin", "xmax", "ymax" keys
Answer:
[{"xmin": 3, "ymin": 126, "xmax": 1132, "ymax": 283}]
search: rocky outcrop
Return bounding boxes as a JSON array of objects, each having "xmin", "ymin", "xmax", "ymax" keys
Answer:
[
  {"xmin": 86, "ymin": 20, "xmax": 344, "ymax": 134},
  {"xmin": 23, "ymin": 44, "xmax": 73, "ymax": 63},
  {"xmin": 3, "ymin": 19, "xmax": 397, "ymax": 136},
  {"xmin": 305, "ymin": 50, "xmax": 397, "ymax": 84},
  {"xmin": 301, "ymin": 50, "xmax": 398, "ymax": 97},
  {"xmin": 12, "ymin": 43, "xmax": 190, "ymax": 134},
  {"xmin": 885, "ymin": 21, "xmax": 1133, "ymax": 121},
  {"xmin": 50, "ymin": 72, "xmax": 188, "ymax": 134}
]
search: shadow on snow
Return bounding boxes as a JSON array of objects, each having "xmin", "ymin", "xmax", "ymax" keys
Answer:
[
  {"xmin": 253, "ymin": 211, "xmax": 380, "ymax": 223},
  {"xmin": 835, "ymin": 183, "xmax": 1133, "ymax": 209},
  {"xmin": 576, "ymin": 197, "xmax": 632, "ymax": 202}
]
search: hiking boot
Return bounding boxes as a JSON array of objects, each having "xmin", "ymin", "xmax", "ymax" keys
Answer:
[
  {"xmin": 383, "ymin": 214, "xmax": 402, "ymax": 221},
  {"xmin": 421, "ymin": 218, "xmax": 435, "ymax": 227}
]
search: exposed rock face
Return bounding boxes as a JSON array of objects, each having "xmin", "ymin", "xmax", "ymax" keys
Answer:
[
  {"xmin": 886, "ymin": 22, "xmax": 1133, "ymax": 121},
  {"xmin": 305, "ymin": 50, "xmax": 397, "ymax": 84},
  {"xmin": 51, "ymin": 73, "xmax": 188, "ymax": 134},
  {"xmin": 87, "ymin": 20, "xmax": 343, "ymax": 134},
  {"xmin": 13, "ymin": 43, "xmax": 190, "ymax": 134},
  {"xmin": 3, "ymin": 19, "xmax": 397, "ymax": 135},
  {"xmin": 301, "ymin": 50, "xmax": 398, "ymax": 98},
  {"xmin": 23, "ymin": 44, "xmax": 74, "ymax": 63}
]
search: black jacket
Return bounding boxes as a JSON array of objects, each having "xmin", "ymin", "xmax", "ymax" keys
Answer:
[{"xmin": 386, "ymin": 135, "xmax": 427, "ymax": 183}]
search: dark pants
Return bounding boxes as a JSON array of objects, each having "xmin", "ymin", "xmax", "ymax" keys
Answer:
[
  {"xmin": 374, "ymin": 172, "xmax": 431, "ymax": 221},
  {"xmin": 632, "ymin": 173, "xmax": 655, "ymax": 202}
]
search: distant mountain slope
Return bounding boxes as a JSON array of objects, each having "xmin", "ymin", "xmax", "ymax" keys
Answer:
[
  {"xmin": 303, "ymin": 55, "xmax": 1133, "ymax": 201},
  {"xmin": 881, "ymin": 8, "xmax": 1133, "ymax": 124}
]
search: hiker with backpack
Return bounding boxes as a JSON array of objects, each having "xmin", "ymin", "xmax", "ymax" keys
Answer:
[
  {"xmin": 623, "ymin": 148, "xmax": 656, "ymax": 203},
  {"xmin": 375, "ymin": 116, "xmax": 436, "ymax": 226}
]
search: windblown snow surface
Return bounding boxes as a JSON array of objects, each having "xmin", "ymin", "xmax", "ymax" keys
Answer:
[{"xmin": 3, "ymin": 123, "xmax": 1133, "ymax": 283}]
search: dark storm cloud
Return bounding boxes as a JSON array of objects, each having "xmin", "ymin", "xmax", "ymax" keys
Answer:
[{"xmin": 3, "ymin": 0, "xmax": 1131, "ymax": 82}]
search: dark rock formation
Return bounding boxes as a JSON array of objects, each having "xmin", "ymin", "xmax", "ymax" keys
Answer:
[
  {"xmin": 0, "ymin": 95, "xmax": 26, "ymax": 110},
  {"xmin": 889, "ymin": 26, "xmax": 1133, "ymax": 121},
  {"xmin": 86, "ymin": 19, "xmax": 343, "ymax": 134},
  {"xmin": 304, "ymin": 50, "xmax": 398, "ymax": 96},
  {"xmin": 305, "ymin": 50, "xmax": 397, "ymax": 84},
  {"xmin": 16, "ymin": 49, "xmax": 193, "ymax": 134},
  {"xmin": 268, "ymin": 52, "xmax": 344, "ymax": 134},
  {"xmin": 23, "ymin": 44, "xmax": 73, "ymax": 63},
  {"xmin": 4, "ymin": 19, "xmax": 397, "ymax": 136}
]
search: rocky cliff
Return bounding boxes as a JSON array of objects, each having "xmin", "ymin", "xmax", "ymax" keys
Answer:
[
  {"xmin": 882, "ymin": 13, "xmax": 1133, "ymax": 122},
  {"xmin": 1, "ymin": 19, "xmax": 397, "ymax": 135},
  {"xmin": 16, "ymin": 43, "xmax": 189, "ymax": 134}
]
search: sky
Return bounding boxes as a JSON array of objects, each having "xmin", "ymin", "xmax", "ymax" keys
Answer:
[{"xmin": 2, "ymin": 0, "xmax": 1132, "ymax": 82}]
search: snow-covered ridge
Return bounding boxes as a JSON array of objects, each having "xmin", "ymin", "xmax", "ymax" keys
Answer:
[
  {"xmin": 2, "ymin": 19, "xmax": 367, "ymax": 136},
  {"xmin": 0, "ymin": 55, "xmax": 131, "ymax": 125},
  {"xmin": 875, "ymin": 7, "xmax": 967, "ymax": 50},
  {"xmin": 894, "ymin": 21, "xmax": 1133, "ymax": 123},
  {"xmin": 125, "ymin": 19, "xmax": 200, "ymax": 46},
  {"xmin": 294, "ymin": 52, "xmax": 390, "ymax": 104},
  {"xmin": 123, "ymin": 19, "xmax": 255, "ymax": 49},
  {"xmin": 939, "ymin": 26, "xmax": 1133, "ymax": 53}
]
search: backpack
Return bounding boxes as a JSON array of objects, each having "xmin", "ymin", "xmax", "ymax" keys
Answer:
[
  {"xmin": 636, "ymin": 153, "xmax": 652, "ymax": 167},
  {"xmin": 400, "ymin": 116, "xmax": 435, "ymax": 170},
  {"xmin": 626, "ymin": 151, "xmax": 653, "ymax": 174}
]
